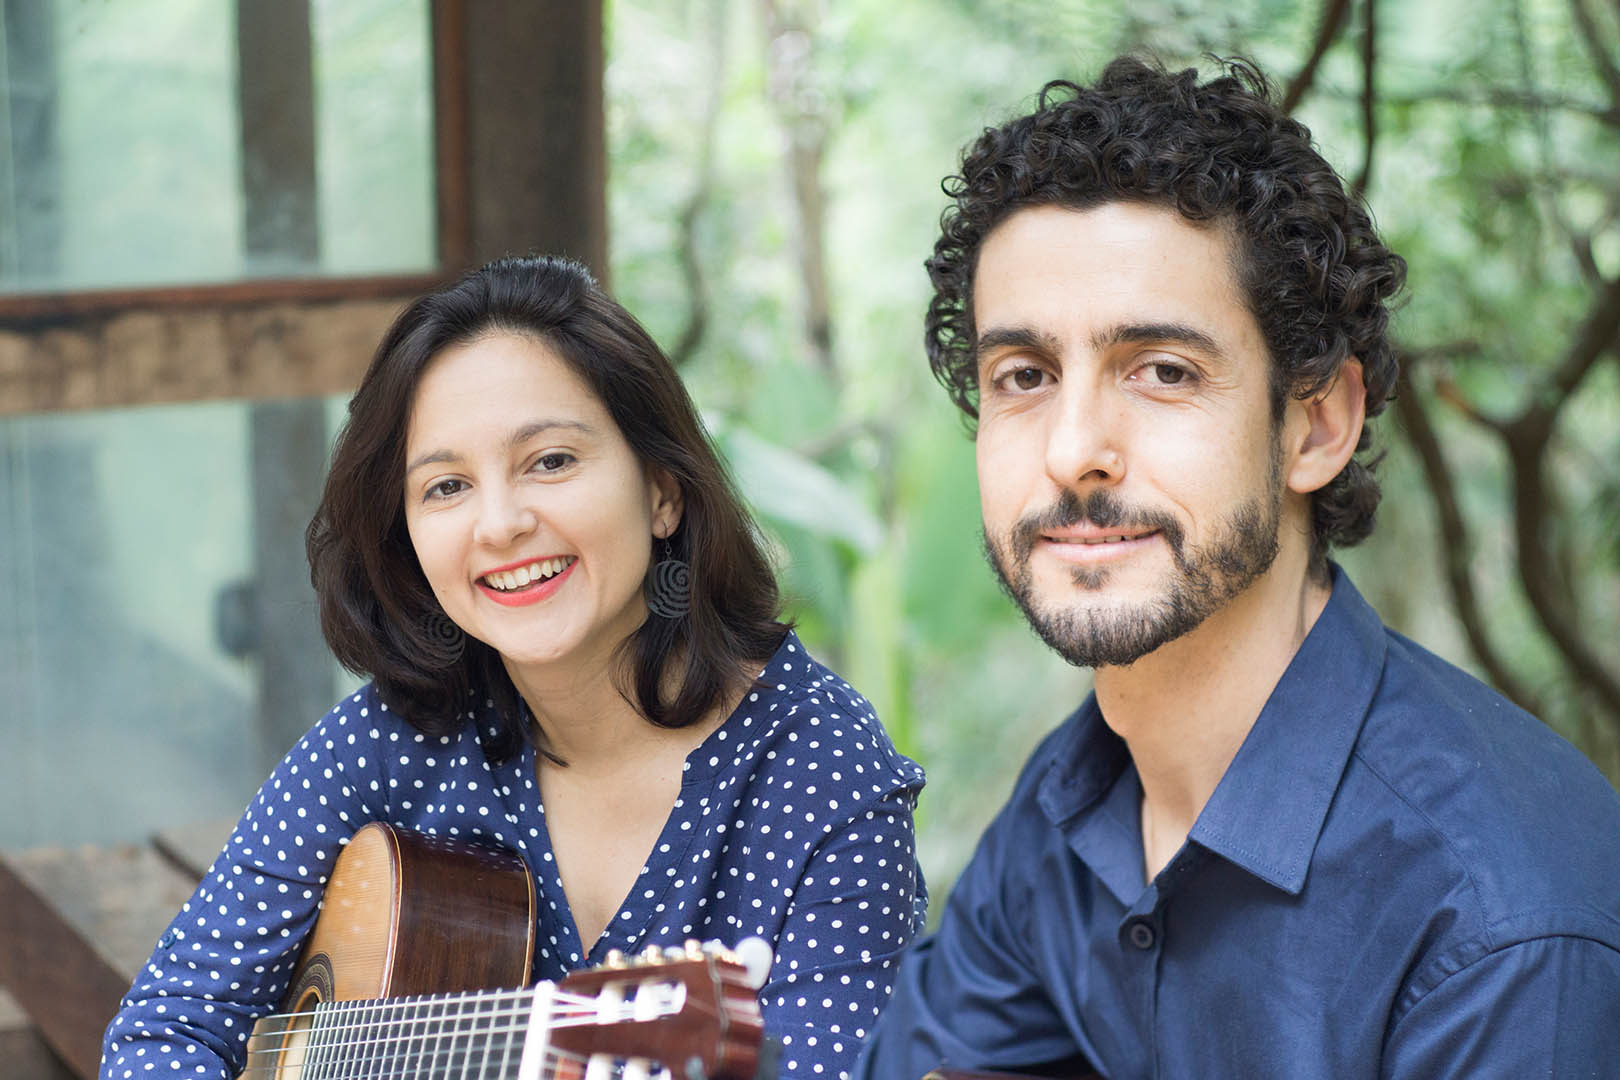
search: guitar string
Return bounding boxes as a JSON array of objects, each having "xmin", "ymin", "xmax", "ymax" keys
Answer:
[
  {"xmin": 242, "ymin": 1000, "xmax": 639, "ymax": 1051},
  {"xmin": 242, "ymin": 996, "xmax": 688, "ymax": 1064},
  {"xmin": 243, "ymin": 1043, "xmax": 604, "ymax": 1079},
  {"xmin": 254, "ymin": 985, "xmax": 603, "ymax": 1027},
  {"xmin": 243, "ymin": 997, "xmax": 604, "ymax": 1079}
]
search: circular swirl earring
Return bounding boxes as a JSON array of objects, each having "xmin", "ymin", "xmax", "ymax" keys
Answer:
[
  {"xmin": 418, "ymin": 610, "xmax": 467, "ymax": 668},
  {"xmin": 646, "ymin": 539, "xmax": 692, "ymax": 619}
]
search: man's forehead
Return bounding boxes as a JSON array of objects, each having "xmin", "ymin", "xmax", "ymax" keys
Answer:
[{"xmin": 970, "ymin": 202, "xmax": 1256, "ymax": 351}]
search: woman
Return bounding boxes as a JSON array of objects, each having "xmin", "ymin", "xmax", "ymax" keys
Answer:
[{"xmin": 101, "ymin": 256, "xmax": 925, "ymax": 1080}]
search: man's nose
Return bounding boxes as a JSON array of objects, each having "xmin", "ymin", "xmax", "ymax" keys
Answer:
[{"xmin": 1044, "ymin": 383, "xmax": 1124, "ymax": 489}]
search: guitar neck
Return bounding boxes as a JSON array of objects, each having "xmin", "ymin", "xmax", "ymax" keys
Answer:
[{"xmin": 305, "ymin": 984, "xmax": 547, "ymax": 1078}]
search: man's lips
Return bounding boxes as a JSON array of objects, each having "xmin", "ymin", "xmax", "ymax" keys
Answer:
[{"xmin": 1037, "ymin": 528, "xmax": 1161, "ymax": 561}]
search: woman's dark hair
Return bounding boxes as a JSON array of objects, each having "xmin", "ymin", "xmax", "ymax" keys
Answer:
[
  {"xmin": 926, "ymin": 56, "xmax": 1408, "ymax": 562},
  {"xmin": 308, "ymin": 255, "xmax": 787, "ymax": 763}
]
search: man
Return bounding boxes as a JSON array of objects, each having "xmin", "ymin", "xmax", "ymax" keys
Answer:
[{"xmin": 856, "ymin": 58, "xmax": 1620, "ymax": 1079}]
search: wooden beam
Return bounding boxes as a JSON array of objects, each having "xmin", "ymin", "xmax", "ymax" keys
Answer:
[
  {"xmin": 0, "ymin": 295, "xmax": 410, "ymax": 415},
  {"xmin": 0, "ymin": 846, "xmax": 199, "ymax": 1079},
  {"xmin": 0, "ymin": 990, "xmax": 75, "ymax": 1080}
]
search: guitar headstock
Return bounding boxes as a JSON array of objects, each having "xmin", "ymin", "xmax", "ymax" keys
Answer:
[{"xmin": 552, "ymin": 940, "xmax": 766, "ymax": 1080}]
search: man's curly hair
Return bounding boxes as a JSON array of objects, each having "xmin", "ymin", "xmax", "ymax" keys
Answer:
[{"xmin": 927, "ymin": 56, "xmax": 1407, "ymax": 555}]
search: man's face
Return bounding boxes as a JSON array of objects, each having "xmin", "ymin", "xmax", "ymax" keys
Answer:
[{"xmin": 973, "ymin": 202, "xmax": 1288, "ymax": 668}]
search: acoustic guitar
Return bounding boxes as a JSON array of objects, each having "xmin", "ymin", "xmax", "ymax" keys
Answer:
[{"xmin": 238, "ymin": 821, "xmax": 768, "ymax": 1079}]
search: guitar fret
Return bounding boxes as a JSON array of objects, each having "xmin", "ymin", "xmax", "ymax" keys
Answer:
[
  {"xmin": 301, "ymin": 1003, "xmax": 327, "ymax": 1080},
  {"xmin": 494, "ymin": 987, "xmax": 518, "ymax": 1080}
]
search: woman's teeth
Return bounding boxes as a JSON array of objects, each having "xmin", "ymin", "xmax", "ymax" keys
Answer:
[{"xmin": 483, "ymin": 556, "xmax": 573, "ymax": 591}]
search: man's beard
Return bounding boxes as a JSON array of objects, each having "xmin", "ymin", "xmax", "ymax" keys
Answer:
[{"xmin": 983, "ymin": 458, "xmax": 1284, "ymax": 669}]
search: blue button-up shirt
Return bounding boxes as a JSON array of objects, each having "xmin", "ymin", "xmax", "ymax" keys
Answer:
[{"xmin": 857, "ymin": 570, "xmax": 1620, "ymax": 1079}]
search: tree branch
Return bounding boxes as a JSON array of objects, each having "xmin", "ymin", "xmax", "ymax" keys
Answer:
[
  {"xmin": 1570, "ymin": 0, "xmax": 1620, "ymax": 109},
  {"xmin": 1393, "ymin": 360, "xmax": 1545, "ymax": 714},
  {"xmin": 1282, "ymin": 0, "xmax": 1355, "ymax": 113},
  {"xmin": 1432, "ymin": 373, "xmax": 1512, "ymax": 435},
  {"xmin": 759, "ymin": 0, "xmax": 837, "ymax": 382},
  {"xmin": 1506, "ymin": 436, "xmax": 1620, "ymax": 719},
  {"xmin": 1353, "ymin": 0, "xmax": 1377, "ymax": 198},
  {"xmin": 1496, "ymin": 273, "xmax": 1620, "ymax": 719},
  {"xmin": 669, "ymin": 0, "xmax": 729, "ymax": 368},
  {"xmin": 1515, "ymin": 272, "xmax": 1620, "ymax": 446},
  {"xmin": 1367, "ymin": 86, "xmax": 1619, "ymax": 125}
]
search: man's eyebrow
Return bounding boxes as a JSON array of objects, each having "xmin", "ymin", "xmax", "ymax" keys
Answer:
[
  {"xmin": 1094, "ymin": 321, "xmax": 1226, "ymax": 359},
  {"xmin": 405, "ymin": 419, "xmax": 597, "ymax": 474},
  {"xmin": 974, "ymin": 326, "xmax": 1063, "ymax": 365}
]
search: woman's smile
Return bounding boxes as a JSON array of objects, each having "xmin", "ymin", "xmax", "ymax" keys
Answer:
[{"xmin": 476, "ymin": 554, "xmax": 578, "ymax": 606}]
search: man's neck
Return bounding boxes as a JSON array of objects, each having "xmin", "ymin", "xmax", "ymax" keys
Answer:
[{"xmin": 1095, "ymin": 554, "xmax": 1334, "ymax": 880}]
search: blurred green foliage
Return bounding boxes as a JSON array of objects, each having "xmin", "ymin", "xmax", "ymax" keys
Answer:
[{"xmin": 605, "ymin": 0, "xmax": 1620, "ymax": 895}]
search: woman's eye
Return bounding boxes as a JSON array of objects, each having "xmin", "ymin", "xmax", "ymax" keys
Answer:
[{"xmin": 426, "ymin": 478, "xmax": 464, "ymax": 500}]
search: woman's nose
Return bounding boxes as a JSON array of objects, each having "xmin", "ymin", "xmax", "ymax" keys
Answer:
[{"xmin": 472, "ymin": 487, "xmax": 539, "ymax": 548}]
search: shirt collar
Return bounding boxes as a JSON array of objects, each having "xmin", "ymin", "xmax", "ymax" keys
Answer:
[
  {"xmin": 1036, "ymin": 567, "xmax": 1388, "ymax": 897},
  {"xmin": 1188, "ymin": 566, "xmax": 1387, "ymax": 894}
]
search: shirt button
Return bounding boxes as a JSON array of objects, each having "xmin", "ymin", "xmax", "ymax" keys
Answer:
[{"xmin": 1127, "ymin": 920, "xmax": 1156, "ymax": 950}]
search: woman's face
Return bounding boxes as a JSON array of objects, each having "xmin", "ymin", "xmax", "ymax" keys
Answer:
[{"xmin": 402, "ymin": 331, "xmax": 681, "ymax": 677}]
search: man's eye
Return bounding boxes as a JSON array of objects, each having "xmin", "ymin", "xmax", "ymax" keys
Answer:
[
  {"xmin": 1010, "ymin": 367, "xmax": 1045, "ymax": 390},
  {"xmin": 1152, "ymin": 364, "xmax": 1186, "ymax": 385}
]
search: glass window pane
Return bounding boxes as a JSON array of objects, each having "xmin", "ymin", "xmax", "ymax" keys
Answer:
[
  {"xmin": 0, "ymin": 396, "xmax": 351, "ymax": 848},
  {"xmin": 0, "ymin": 0, "xmax": 433, "ymax": 294}
]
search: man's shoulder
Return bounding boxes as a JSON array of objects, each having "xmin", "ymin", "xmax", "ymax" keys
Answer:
[{"xmin": 1342, "ymin": 626, "xmax": 1620, "ymax": 927}]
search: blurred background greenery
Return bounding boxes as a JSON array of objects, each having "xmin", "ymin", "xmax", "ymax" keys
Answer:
[
  {"xmin": 605, "ymin": 0, "xmax": 1620, "ymax": 890},
  {"xmin": 1, "ymin": 0, "xmax": 1616, "ymax": 906}
]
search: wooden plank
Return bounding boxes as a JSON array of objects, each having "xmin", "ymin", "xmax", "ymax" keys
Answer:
[
  {"xmin": 0, "ymin": 295, "xmax": 411, "ymax": 415},
  {"xmin": 0, "ymin": 271, "xmax": 442, "ymax": 325},
  {"xmin": 0, "ymin": 845, "xmax": 200, "ymax": 1078},
  {"xmin": 0, "ymin": 988, "xmax": 76, "ymax": 1080}
]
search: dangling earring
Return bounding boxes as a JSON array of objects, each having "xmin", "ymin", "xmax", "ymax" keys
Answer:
[
  {"xmin": 645, "ymin": 538, "xmax": 692, "ymax": 619},
  {"xmin": 418, "ymin": 610, "xmax": 467, "ymax": 668}
]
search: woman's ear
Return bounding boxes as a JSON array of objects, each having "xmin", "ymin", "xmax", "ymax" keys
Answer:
[
  {"xmin": 1285, "ymin": 359, "xmax": 1367, "ymax": 495},
  {"xmin": 648, "ymin": 468, "xmax": 685, "ymax": 539}
]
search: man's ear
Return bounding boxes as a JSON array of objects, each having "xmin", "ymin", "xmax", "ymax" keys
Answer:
[
  {"xmin": 649, "ymin": 467, "xmax": 685, "ymax": 539},
  {"xmin": 1285, "ymin": 359, "xmax": 1366, "ymax": 495}
]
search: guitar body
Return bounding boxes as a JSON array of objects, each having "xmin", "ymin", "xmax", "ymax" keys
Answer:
[
  {"xmin": 240, "ymin": 823, "xmax": 766, "ymax": 1080},
  {"xmin": 243, "ymin": 822, "xmax": 536, "ymax": 1078}
]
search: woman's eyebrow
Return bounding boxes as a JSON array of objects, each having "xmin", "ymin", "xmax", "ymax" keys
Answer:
[{"xmin": 405, "ymin": 419, "xmax": 597, "ymax": 475}]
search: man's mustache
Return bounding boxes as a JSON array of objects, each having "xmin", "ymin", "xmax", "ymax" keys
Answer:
[{"xmin": 1008, "ymin": 489, "xmax": 1184, "ymax": 562}]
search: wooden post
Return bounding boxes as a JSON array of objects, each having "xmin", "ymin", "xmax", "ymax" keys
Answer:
[
  {"xmin": 433, "ymin": 0, "xmax": 608, "ymax": 279},
  {"xmin": 234, "ymin": 0, "xmax": 334, "ymax": 762},
  {"xmin": 0, "ymin": 0, "xmax": 60, "ymax": 284}
]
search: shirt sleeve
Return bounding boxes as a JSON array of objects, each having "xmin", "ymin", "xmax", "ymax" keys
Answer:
[
  {"xmin": 1381, "ymin": 933, "xmax": 1620, "ymax": 1078},
  {"xmin": 761, "ymin": 778, "xmax": 925, "ymax": 1080},
  {"xmin": 852, "ymin": 790, "xmax": 1083, "ymax": 1080},
  {"xmin": 99, "ymin": 697, "xmax": 389, "ymax": 1080}
]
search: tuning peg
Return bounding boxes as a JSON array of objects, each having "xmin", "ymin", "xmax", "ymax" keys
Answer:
[{"xmin": 603, "ymin": 949, "xmax": 628, "ymax": 969}]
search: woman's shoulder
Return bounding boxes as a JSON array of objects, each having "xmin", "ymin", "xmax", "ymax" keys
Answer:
[
  {"xmin": 291, "ymin": 681, "xmax": 504, "ymax": 769},
  {"xmin": 720, "ymin": 631, "xmax": 925, "ymax": 794}
]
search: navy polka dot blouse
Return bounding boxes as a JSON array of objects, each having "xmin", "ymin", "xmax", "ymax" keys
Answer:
[{"xmin": 101, "ymin": 631, "xmax": 926, "ymax": 1079}]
